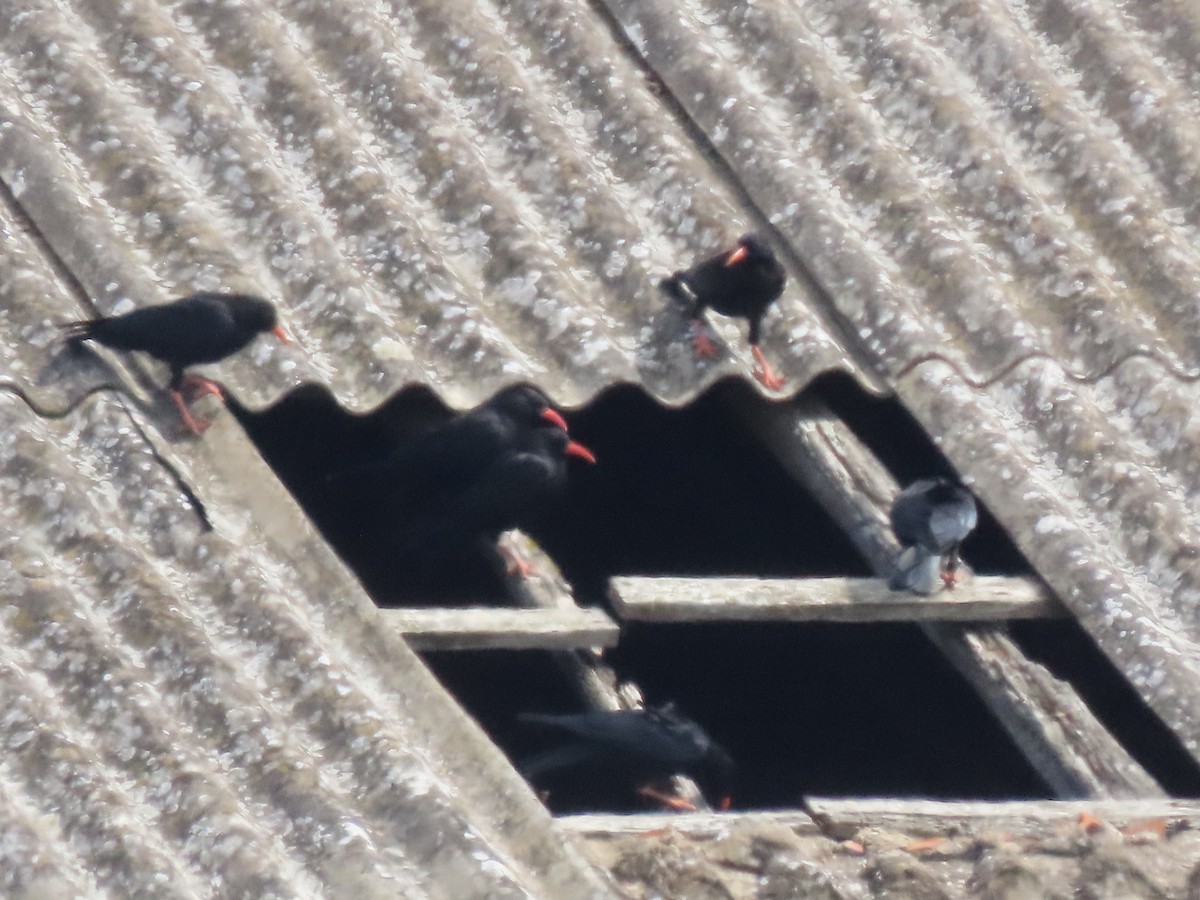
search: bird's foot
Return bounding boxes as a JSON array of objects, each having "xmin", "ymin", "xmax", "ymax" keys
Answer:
[
  {"xmin": 692, "ymin": 324, "xmax": 719, "ymax": 359},
  {"xmin": 637, "ymin": 785, "xmax": 697, "ymax": 812},
  {"xmin": 179, "ymin": 373, "xmax": 225, "ymax": 403},
  {"xmin": 169, "ymin": 389, "xmax": 213, "ymax": 437},
  {"xmin": 751, "ymin": 346, "xmax": 784, "ymax": 391},
  {"xmin": 940, "ymin": 568, "xmax": 964, "ymax": 591}
]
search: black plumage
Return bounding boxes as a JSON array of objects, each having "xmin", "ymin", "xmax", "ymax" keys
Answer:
[
  {"xmin": 661, "ymin": 234, "xmax": 787, "ymax": 390},
  {"xmin": 388, "ymin": 423, "xmax": 595, "ymax": 576},
  {"xmin": 62, "ymin": 292, "xmax": 287, "ymax": 434},
  {"xmin": 326, "ymin": 384, "xmax": 568, "ymax": 513},
  {"xmin": 889, "ymin": 478, "xmax": 978, "ymax": 594},
  {"xmin": 518, "ymin": 705, "xmax": 734, "ymax": 812}
]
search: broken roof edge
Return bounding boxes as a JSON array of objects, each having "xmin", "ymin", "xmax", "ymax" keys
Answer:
[{"xmin": 222, "ymin": 362, "xmax": 879, "ymax": 427}]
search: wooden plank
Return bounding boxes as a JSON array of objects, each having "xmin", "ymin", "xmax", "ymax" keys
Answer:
[
  {"xmin": 559, "ymin": 810, "xmax": 821, "ymax": 837},
  {"xmin": 805, "ymin": 797, "xmax": 1200, "ymax": 839},
  {"xmin": 387, "ymin": 606, "xmax": 618, "ymax": 651},
  {"xmin": 609, "ymin": 575, "xmax": 1063, "ymax": 622},
  {"xmin": 732, "ymin": 397, "xmax": 1163, "ymax": 799}
]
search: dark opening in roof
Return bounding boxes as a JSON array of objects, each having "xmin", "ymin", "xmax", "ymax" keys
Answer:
[
  {"xmin": 232, "ymin": 380, "xmax": 1067, "ymax": 808},
  {"xmin": 231, "ymin": 380, "xmax": 870, "ymax": 604},
  {"xmin": 424, "ymin": 620, "xmax": 1049, "ymax": 813}
]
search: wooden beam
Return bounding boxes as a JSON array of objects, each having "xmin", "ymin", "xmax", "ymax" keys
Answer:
[
  {"xmin": 386, "ymin": 606, "xmax": 618, "ymax": 651},
  {"xmin": 558, "ymin": 810, "xmax": 822, "ymax": 837},
  {"xmin": 732, "ymin": 397, "xmax": 1163, "ymax": 799},
  {"xmin": 609, "ymin": 575, "xmax": 1063, "ymax": 623},
  {"xmin": 805, "ymin": 797, "xmax": 1200, "ymax": 840}
]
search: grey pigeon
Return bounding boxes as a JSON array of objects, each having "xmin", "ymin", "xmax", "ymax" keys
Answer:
[{"xmin": 889, "ymin": 478, "xmax": 977, "ymax": 594}]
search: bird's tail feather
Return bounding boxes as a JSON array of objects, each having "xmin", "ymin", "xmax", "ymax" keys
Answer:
[
  {"xmin": 889, "ymin": 546, "xmax": 942, "ymax": 595},
  {"xmin": 658, "ymin": 273, "xmax": 692, "ymax": 305},
  {"xmin": 58, "ymin": 320, "xmax": 98, "ymax": 343}
]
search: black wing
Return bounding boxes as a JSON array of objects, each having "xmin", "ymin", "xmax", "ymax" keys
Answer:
[{"xmin": 518, "ymin": 711, "xmax": 709, "ymax": 767}]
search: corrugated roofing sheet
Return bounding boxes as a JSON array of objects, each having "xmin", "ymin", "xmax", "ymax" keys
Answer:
[
  {"xmin": 0, "ymin": 198, "xmax": 613, "ymax": 896},
  {"xmin": 5, "ymin": 0, "xmax": 1200, "ymax": 886},
  {"xmin": 599, "ymin": 0, "xmax": 1200, "ymax": 762},
  {"xmin": 0, "ymin": 0, "xmax": 858, "ymax": 414}
]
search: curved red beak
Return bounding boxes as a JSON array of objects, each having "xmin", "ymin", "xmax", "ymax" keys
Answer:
[
  {"xmin": 540, "ymin": 407, "xmax": 569, "ymax": 432},
  {"xmin": 723, "ymin": 244, "xmax": 749, "ymax": 267},
  {"xmin": 564, "ymin": 440, "xmax": 596, "ymax": 464},
  {"xmin": 272, "ymin": 324, "xmax": 291, "ymax": 344}
]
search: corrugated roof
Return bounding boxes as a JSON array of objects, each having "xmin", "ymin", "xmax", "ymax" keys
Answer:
[
  {"xmin": 0, "ymin": 0, "xmax": 859, "ymax": 414},
  {"xmin": 600, "ymin": 0, "xmax": 1200, "ymax": 764},
  {"xmin": 0, "ymin": 198, "xmax": 612, "ymax": 895},
  {"xmin": 5, "ymin": 0, "xmax": 1200, "ymax": 888}
]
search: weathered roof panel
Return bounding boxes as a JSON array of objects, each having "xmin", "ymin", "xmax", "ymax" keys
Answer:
[
  {"xmin": 0, "ymin": 0, "xmax": 858, "ymax": 414},
  {"xmin": 600, "ymin": 0, "xmax": 1200, "ymax": 762}
]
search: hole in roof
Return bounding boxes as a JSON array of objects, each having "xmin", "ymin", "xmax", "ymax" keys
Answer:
[
  {"xmin": 231, "ymin": 380, "xmax": 871, "ymax": 603},
  {"xmin": 233, "ymin": 378, "xmax": 1068, "ymax": 810}
]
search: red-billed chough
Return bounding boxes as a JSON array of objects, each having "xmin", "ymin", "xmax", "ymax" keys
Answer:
[
  {"xmin": 661, "ymin": 234, "xmax": 786, "ymax": 390},
  {"xmin": 327, "ymin": 384, "xmax": 568, "ymax": 500},
  {"xmin": 518, "ymin": 704, "xmax": 734, "ymax": 812},
  {"xmin": 325, "ymin": 385, "xmax": 571, "ymax": 544},
  {"xmin": 62, "ymin": 292, "xmax": 288, "ymax": 435},
  {"xmin": 889, "ymin": 478, "xmax": 978, "ymax": 594}
]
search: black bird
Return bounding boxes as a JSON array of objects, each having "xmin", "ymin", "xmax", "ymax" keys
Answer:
[
  {"xmin": 889, "ymin": 478, "xmax": 978, "ymax": 594},
  {"xmin": 325, "ymin": 385, "xmax": 569, "ymax": 525},
  {"xmin": 388, "ymin": 423, "xmax": 596, "ymax": 582},
  {"xmin": 661, "ymin": 234, "xmax": 787, "ymax": 390},
  {"xmin": 518, "ymin": 705, "xmax": 734, "ymax": 812},
  {"xmin": 62, "ymin": 292, "xmax": 288, "ymax": 435}
]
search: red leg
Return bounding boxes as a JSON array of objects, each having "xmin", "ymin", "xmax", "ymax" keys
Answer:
[
  {"xmin": 179, "ymin": 373, "xmax": 224, "ymax": 403},
  {"xmin": 169, "ymin": 389, "xmax": 212, "ymax": 436},
  {"xmin": 751, "ymin": 345, "xmax": 785, "ymax": 391},
  {"xmin": 941, "ymin": 555, "xmax": 966, "ymax": 590},
  {"xmin": 692, "ymin": 321, "xmax": 719, "ymax": 358},
  {"xmin": 636, "ymin": 785, "xmax": 696, "ymax": 812}
]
